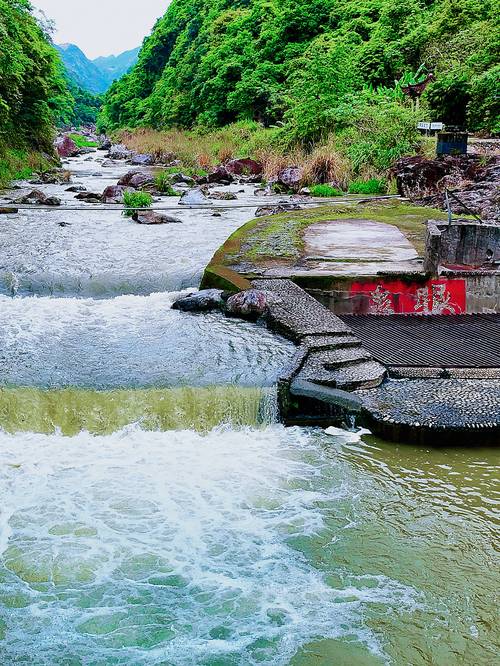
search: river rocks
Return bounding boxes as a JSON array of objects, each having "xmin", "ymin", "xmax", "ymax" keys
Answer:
[
  {"xmin": 269, "ymin": 166, "xmax": 304, "ymax": 193},
  {"xmin": 130, "ymin": 153, "xmax": 154, "ymax": 166},
  {"xmin": 101, "ymin": 185, "xmax": 134, "ymax": 204},
  {"xmin": 98, "ymin": 136, "xmax": 112, "ymax": 151},
  {"xmin": 225, "ymin": 158, "xmax": 263, "ymax": 176},
  {"xmin": 391, "ymin": 155, "xmax": 500, "ymax": 221},
  {"xmin": 225, "ymin": 289, "xmax": 275, "ymax": 320},
  {"xmin": 54, "ymin": 135, "xmax": 79, "ymax": 158},
  {"xmin": 168, "ymin": 172, "xmax": 196, "ymax": 185},
  {"xmin": 207, "ymin": 166, "xmax": 234, "ymax": 185},
  {"xmin": 132, "ymin": 211, "xmax": 182, "ymax": 225},
  {"xmin": 179, "ymin": 189, "xmax": 209, "ymax": 205},
  {"xmin": 75, "ymin": 192, "xmax": 102, "ymax": 203},
  {"xmin": 107, "ymin": 144, "xmax": 133, "ymax": 160},
  {"xmin": 172, "ymin": 289, "xmax": 226, "ymax": 312},
  {"xmin": 11, "ymin": 190, "xmax": 60, "ymax": 205},
  {"xmin": 117, "ymin": 170, "xmax": 155, "ymax": 189},
  {"xmin": 255, "ymin": 203, "xmax": 302, "ymax": 217},
  {"xmin": 208, "ymin": 191, "xmax": 238, "ymax": 200},
  {"xmin": 66, "ymin": 185, "xmax": 87, "ymax": 192}
]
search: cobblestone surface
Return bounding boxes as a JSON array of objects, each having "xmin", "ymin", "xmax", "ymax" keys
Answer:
[{"xmin": 358, "ymin": 379, "xmax": 500, "ymax": 429}]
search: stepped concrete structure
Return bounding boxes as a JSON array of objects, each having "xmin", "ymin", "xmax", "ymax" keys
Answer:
[{"xmin": 203, "ymin": 201, "xmax": 500, "ymax": 445}]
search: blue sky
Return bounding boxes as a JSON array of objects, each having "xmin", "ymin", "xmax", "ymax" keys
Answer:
[{"xmin": 33, "ymin": 0, "xmax": 169, "ymax": 59}]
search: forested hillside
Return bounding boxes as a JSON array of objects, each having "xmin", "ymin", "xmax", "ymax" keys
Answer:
[
  {"xmin": 100, "ymin": 0, "xmax": 499, "ymax": 142},
  {"xmin": 0, "ymin": 0, "xmax": 74, "ymax": 183}
]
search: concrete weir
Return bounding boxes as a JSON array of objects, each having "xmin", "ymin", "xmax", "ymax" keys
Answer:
[{"xmin": 252, "ymin": 279, "xmax": 500, "ymax": 445}]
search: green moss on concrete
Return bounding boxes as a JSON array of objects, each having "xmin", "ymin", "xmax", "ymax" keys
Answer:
[{"xmin": 207, "ymin": 201, "xmax": 448, "ymax": 274}]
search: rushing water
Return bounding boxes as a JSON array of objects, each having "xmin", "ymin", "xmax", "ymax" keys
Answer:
[{"xmin": 0, "ymin": 155, "xmax": 498, "ymax": 665}]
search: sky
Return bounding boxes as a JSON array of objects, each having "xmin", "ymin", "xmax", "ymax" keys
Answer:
[{"xmin": 32, "ymin": 0, "xmax": 169, "ymax": 59}]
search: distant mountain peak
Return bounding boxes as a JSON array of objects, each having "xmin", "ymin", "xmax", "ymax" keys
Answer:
[{"xmin": 56, "ymin": 43, "xmax": 139, "ymax": 94}]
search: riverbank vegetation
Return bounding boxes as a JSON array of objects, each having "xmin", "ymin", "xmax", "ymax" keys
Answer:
[
  {"xmin": 98, "ymin": 0, "xmax": 499, "ymax": 187},
  {"xmin": 0, "ymin": 0, "xmax": 76, "ymax": 185}
]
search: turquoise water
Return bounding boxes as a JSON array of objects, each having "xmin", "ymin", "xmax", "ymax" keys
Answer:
[{"xmin": 0, "ymin": 425, "xmax": 497, "ymax": 665}]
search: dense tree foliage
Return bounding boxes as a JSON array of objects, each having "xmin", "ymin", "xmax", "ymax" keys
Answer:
[
  {"xmin": 100, "ymin": 0, "xmax": 499, "ymax": 139},
  {"xmin": 0, "ymin": 0, "xmax": 72, "ymax": 155}
]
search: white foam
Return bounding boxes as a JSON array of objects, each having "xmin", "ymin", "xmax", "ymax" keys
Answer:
[{"xmin": 0, "ymin": 425, "xmax": 417, "ymax": 664}]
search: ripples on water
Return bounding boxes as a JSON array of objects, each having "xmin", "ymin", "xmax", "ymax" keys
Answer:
[
  {"xmin": 0, "ymin": 156, "xmax": 498, "ymax": 665},
  {"xmin": 0, "ymin": 426, "xmax": 498, "ymax": 665}
]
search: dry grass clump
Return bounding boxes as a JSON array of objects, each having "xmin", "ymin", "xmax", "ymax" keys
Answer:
[{"xmin": 301, "ymin": 146, "xmax": 352, "ymax": 189}]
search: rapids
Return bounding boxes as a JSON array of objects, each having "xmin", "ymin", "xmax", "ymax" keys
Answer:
[{"xmin": 0, "ymin": 153, "xmax": 498, "ymax": 665}]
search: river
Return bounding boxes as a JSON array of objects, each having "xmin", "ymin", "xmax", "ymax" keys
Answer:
[{"xmin": 0, "ymin": 154, "xmax": 498, "ymax": 665}]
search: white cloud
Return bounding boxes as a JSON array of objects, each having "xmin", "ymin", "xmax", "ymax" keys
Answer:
[{"xmin": 32, "ymin": 0, "xmax": 169, "ymax": 59}]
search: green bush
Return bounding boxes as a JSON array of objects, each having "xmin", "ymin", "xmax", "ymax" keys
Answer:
[
  {"xmin": 154, "ymin": 172, "xmax": 179, "ymax": 195},
  {"xmin": 309, "ymin": 184, "xmax": 343, "ymax": 197},
  {"xmin": 348, "ymin": 179, "xmax": 387, "ymax": 195},
  {"xmin": 123, "ymin": 191, "xmax": 153, "ymax": 216},
  {"xmin": 68, "ymin": 134, "xmax": 98, "ymax": 148}
]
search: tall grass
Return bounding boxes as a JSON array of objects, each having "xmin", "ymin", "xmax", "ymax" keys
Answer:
[{"xmin": 0, "ymin": 148, "xmax": 55, "ymax": 188}]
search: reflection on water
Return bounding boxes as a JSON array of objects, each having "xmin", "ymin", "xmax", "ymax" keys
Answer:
[{"xmin": 0, "ymin": 426, "xmax": 498, "ymax": 665}]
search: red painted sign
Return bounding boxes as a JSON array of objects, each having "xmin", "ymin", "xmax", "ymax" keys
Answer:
[{"xmin": 349, "ymin": 279, "xmax": 466, "ymax": 315}]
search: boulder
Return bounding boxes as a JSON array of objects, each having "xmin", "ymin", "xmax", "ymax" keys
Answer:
[
  {"xmin": 225, "ymin": 158, "xmax": 263, "ymax": 176},
  {"xmin": 132, "ymin": 211, "xmax": 182, "ymax": 225},
  {"xmin": 130, "ymin": 153, "xmax": 154, "ymax": 166},
  {"xmin": 270, "ymin": 166, "xmax": 304, "ymax": 193},
  {"xmin": 101, "ymin": 185, "xmax": 133, "ymax": 204},
  {"xmin": 44, "ymin": 196, "xmax": 62, "ymax": 206},
  {"xmin": 168, "ymin": 172, "xmax": 196, "ymax": 185},
  {"xmin": 12, "ymin": 189, "xmax": 49, "ymax": 205},
  {"xmin": 107, "ymin": 144, "xmax": 133, "ymax": 160},
  {"xmin": 77, "ymin": 147, "xmax": 97, "ymax": 155},
  {"xmin": 54, "ymin": 135, "xmax": 79, "ymax": 158},
  {"xmin": 117, "ymin": 170, "xmax": 154, "ymax": 189},
  {"xmin": 172, "ymin": 289, "xmax": 226, "ymax": 312},
  {"xmin": 66, "ymin": 185, "xmax": 87, "ymax": 192},
  {"xmin": 391, "ymin": 155, "xmax": 500, "ymax": 220},
  {"xmin": 207, "ymin": 166, "xmax": 234, "ymax": 184},
  {"xmin": 179, "ymin": 188, "xmax": 209, "ymax": 205},
  {"xmin": 255, "ymin": 203, "xmax": 302, "ymax": 217},
  {"xmin": 98, "ymin": 136, "xmax": 112, "ymax": 150},
  {"xmin": 225, "ymin": 289, "xmax": 275, "ymax": 320},
  {"xmin": 30, "ymin": 170, "xmax": 71, "ymax": 185},
  {"xmin": 75, "ymin": 192, "xmax": 102, "ymax": 203},
  {"xmin": 128, "ymin": 172, "xmax": 155, "ymax": 189},
  {"xmin": 208, "ymin": 191, "xmax": 238, "ymax": 200}
]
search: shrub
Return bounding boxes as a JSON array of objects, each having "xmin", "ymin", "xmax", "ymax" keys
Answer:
[
  {"xmin": 123, "ymin": 191, "xmax": 153, "ymax": 217},
  {"xmin": 68, "ymin": 134, "xmax": 98, "ymax": 148},
  {"xmin": 309, "ymin": 184, "xmax": 343, "ymax": 197},
  {"xmin": 348, "ymin": 178, "xmax": 387, "ymax": 195},
  {"xmin": 154, "ymin": 172, "xmax": 178, "ymax": 195}
]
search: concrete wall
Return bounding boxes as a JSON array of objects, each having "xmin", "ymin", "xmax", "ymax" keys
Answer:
[{"xmin": 305, "ymin": 272, "xmax": 500, "ymax": 315}]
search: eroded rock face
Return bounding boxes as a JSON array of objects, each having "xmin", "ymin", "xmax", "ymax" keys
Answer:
[
  {"xmin": 54, "ymin": 136, "xmax": 79, "ymax": 158},
  {"xmin": 225, "ymin": 289, "xmax": 276, "ymax": 320},
  {"xmin": 172, "ymin": 289, "xmax": 226, "ymax": 312},
  {"xmin": 225, "ymin": 158, "xmax": 263, "ymax": 176},
  {"xmin": 390, "ymin": 155, "xmax": 500, "ymax": 220},
  {"xmin": 132, "ymin": 211, "xmax": 182, "ymax": 225}
]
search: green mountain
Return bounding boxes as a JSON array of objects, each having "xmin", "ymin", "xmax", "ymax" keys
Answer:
[
  {"xmin": 56, "ymin": 44, "xmax": 140, "ymax": 95},
  {"xmin": 100, "ymin": 0, "xmax": 499, "ymax": 137},
  {"xmin": 93, "ymin": 47, "xmax": 141, "ymax": 84}
]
